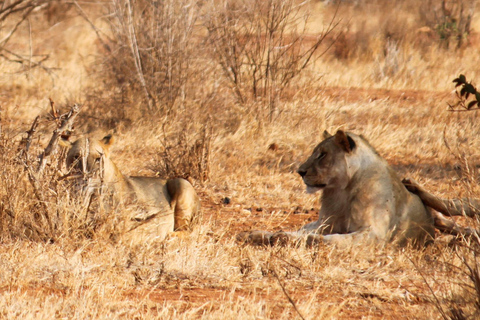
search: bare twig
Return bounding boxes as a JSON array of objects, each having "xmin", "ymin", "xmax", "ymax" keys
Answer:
[
  {"xmin": 37, "ymin": 104, "xmax": 82, "ymax": 175},
  {"xmin": 272, "ymin": 269, "xmax": 306, "ymax": 320},
  {"xmin": 409, "ymin": 256, "xmax": 449, "ymax": 320},
  {"xmin": 48, "ymin": 98, "xmax": 59, "ymax": 123},
  {"xmin": 124, "ymin": 0, "xmax": 154, "ymax": 110},
  {"xmin": 0, "ymin": 48, "xmax": 52, "ymax": 74},
  {"xmin": 23, "ymin": 115, "xmax": 39, "ymax": 153},
  {"xmin": 0, "ymin": 5, "xmax": 35, "ymax": 47},
  {"xmin": 72, "ymin": 0, "xmax": 113, "ymax": 53}
]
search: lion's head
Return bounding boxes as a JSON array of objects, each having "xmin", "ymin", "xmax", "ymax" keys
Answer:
[
  {"xmin": 65, "ymin": 135, "xmax": 114, "ymax": 175},
  {"xmin": 297, "ymin": 130, "xmax": 357, "ymax": 193}
]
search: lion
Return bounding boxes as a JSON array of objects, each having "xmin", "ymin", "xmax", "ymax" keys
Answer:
[
  {"xmin": 403, "ymin": 178, "xmax": 480, "ymax": 237},
  {"xmin": 64, "ymin": 134, "xmax": 201, "ymax": 240},
  {"xmin": 238, "ymin": 130, "xmax": 436, "ymax": 247}
]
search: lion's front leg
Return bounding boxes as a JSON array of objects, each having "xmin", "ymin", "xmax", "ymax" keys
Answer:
[
  {"xmin": 238, "ymin": 230, "xmax": 320, "ymax": 247},
  {"xmin": 321, "ymin": 231, "xmax": 373, "ymax": 247},
  {"xmin": 237, "ymin": 230, "xmax": 274, "ymax": 246}
]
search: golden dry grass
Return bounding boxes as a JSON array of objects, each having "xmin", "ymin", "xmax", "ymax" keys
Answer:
[{"xmin": 1, "ymin": 0, "xmax": 480, "ymax": 319}]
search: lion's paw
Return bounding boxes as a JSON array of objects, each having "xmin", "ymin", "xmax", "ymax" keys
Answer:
[{"xmin": 237, "ymin": 231, "xmax": 273, "ymax": 246}]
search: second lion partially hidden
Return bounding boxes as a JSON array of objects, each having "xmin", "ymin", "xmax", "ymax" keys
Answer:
[
  {"xmin": 238, "ymin": 130, "xmax": 435, "ymax": 247},
  {"xmin": 64, "ymin": 134, "xmax": 201, "ymax": 241}
]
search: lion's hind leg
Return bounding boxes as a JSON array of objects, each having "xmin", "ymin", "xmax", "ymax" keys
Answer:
[
  {"xmin": 167, "ymin": 178, "xmax": 201, "ymax": 231},
  {"xmin": 403, "ymin": 178, "xmax": 480, "ymax": 238},
  {"xmin": 403, "ymin": 178, "xmax": 480, "ymax": 218}
]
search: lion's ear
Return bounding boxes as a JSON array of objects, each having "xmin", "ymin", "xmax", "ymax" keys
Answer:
[
  {"xmin": 100, "ymin": 134, "xmax": 114, "ymax": 149},
  {"xmin": 334, "ymin": 130, "xmax": 356, "ymax": 153},
  {"xmin": 323, "ymin": 130, "xmax": 332, "ymax": 139}
]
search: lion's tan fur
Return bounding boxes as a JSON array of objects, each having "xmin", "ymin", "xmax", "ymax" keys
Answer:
[
  {"xmin": 238, "ymin": 130, "xmax": 435, "ymax": 247},
  {"xmin": 65, "ymin": 135, "xmax": 201, "ymax": 241}
]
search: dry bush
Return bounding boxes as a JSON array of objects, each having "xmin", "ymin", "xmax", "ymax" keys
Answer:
[
  {"xmin": 0, "ymin": 0, "xmax": 53, "ymax": 72},
  {"xmin": 101, "ymin": 0, "xmax": 202, "ymax": 115},
  {"xmin": 85, "ymin": 0, "xmax": 217, "ymax": 181},
  {"xmin": 413, "ymin": 241, "xmax": 480, "ymax": 320},
  {"xmin": 85, "ymin": 0, "xmax": 337, "ymax": 180},
  {"xmin": 151, "ymin": 116, "xmax": 212, "ymax": 183},
  {"xmin": 419, "ymin": 0, "xmax": 476, "ymax": 49},
  {"xmin": 204, "ymin": 0, "xmax": 337, "ymax": 121},
  {"xmin": 326, "ymin": 0, "xmax": 476, "ymax": 66},
  {"xmin": 0, "ymin": 104, "xmax": 124, "ymax": 243}
]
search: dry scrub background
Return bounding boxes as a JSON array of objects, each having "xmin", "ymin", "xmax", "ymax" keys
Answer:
[{"xmin": 1, "ymin": 0, "xmax": 480, "ymax": 319}]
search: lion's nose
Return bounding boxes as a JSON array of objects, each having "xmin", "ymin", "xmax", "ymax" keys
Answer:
[{"xmin": 297, "ymin": 169, "xmax": 306, "ymax": 177}]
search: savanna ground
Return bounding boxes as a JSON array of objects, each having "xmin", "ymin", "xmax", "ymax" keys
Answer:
[{"xmin": 1, "ymin": 0, "xmax": 480, "ymax": 319}]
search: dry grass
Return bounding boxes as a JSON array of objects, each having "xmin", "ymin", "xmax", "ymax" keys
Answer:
[{"xmin": 1, "ymin": 0, "xmax": 480, "ymax": 318}]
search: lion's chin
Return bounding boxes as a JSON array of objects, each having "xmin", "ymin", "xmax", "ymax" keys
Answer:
[{"xmin": 306, "ymin": 185, "xmax": 326, "ymax": 194}]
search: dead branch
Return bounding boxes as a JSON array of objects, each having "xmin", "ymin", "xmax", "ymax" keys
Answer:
[
  {"xmin": 72, "ymin": 0, "xmax": 113, "ymax": 54},
  {"xmin": 25, "ymin": 117, "xmax": 39, "ymax": 152},
  {"xmin": 18, "ymin": 103, "xmax": 82, "ymax": 238},
  {"xmin": 15, "ymin": 115, "xmax": 53, "ymax": 237},
  {"xmin": 272, "ymin": 268, "xmax": 306, "ymax": 320},
  {"xmin": 0, "ymin": 4, "xmax": 35, "ymax": 47},
  {"xmin": 49, "ymin": 98, "xmax": 59, "ymax": 123},
  {"xmin": 19, "ymin": 115, "xmax": 39, "ymax": 154},
  {"xmin": 37, "ymin": 103, "xmax": 81, "ymax": 175},
  {"xmin": 0, "ymin": 48, "xmax": 53, "ymax": 74}
]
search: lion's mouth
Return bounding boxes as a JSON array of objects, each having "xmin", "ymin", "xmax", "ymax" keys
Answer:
[
  {"xmin": 304, "ymin": 182, "xmax": 326, "ymax": 188},
  {"xmin": 305, "ymin": 183, "xmax": 327, "ymax": 194}
]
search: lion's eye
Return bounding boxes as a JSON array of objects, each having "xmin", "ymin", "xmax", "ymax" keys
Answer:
[
  {"xmin": 94, "ymin": 152, "xmax": 104, "ymax": 164},
  {"xmin": 317, "ymin": 152, "xmax": 326, "ymax": 160}
]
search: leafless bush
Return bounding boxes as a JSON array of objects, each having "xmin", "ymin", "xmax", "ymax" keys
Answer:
[
  {"xmin": 0, "ymin": 0, "xmax": 53, "ymax": 72},
  {"xmin": 101, "ymin": 0, "xmax": 201, "ymax": 115},
  {"xmin": 153, "ymin": 116, "xmax": 212, "ymax": 183},
  {"xmin": 204, "ymin": 0, "xmax": 337, "ymax": 122},
  {"xmin": 417, "ymin": 243, "xmax": 480, "ymax": 320}
]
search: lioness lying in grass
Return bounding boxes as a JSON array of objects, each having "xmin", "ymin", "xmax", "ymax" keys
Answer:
[
  {"xmin": 239, "ymin": 130, "xmax": 436, "ymax": 247},
  {"xmin": 64, "ymin": 134, "xmax": 201, "ymax": 240}
]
